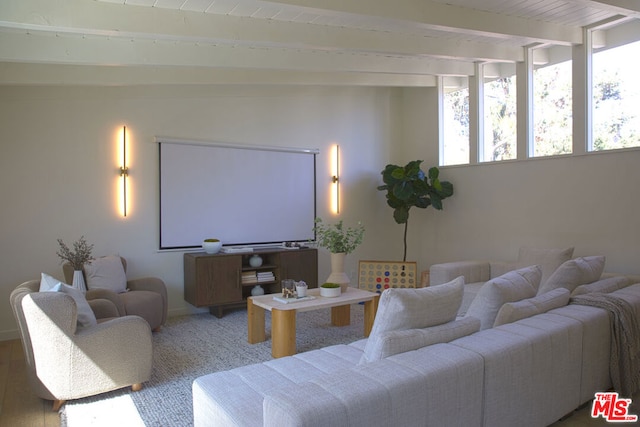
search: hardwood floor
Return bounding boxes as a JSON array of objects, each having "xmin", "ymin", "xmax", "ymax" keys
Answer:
[{"xmin": 0, "ymin": 339, "xmax": 59, "ymax": 427}]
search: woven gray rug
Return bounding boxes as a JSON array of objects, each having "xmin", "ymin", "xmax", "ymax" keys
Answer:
[{"xmin": 61, "ymin": 305, "xmax": 365, "ymax": 427}]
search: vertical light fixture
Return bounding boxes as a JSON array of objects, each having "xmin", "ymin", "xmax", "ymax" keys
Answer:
[
  {"xmin": 119, "ymin": 125, "xmax": 129, "ymax": 217},
  {"xmin": 331, "ymin": 144, "xmax": 340, "ymax": 214}
]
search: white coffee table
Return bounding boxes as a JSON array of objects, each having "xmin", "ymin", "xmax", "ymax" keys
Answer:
[{"xmin": 247, "ymin": 287, "xmax": 380, "ymax": 358}]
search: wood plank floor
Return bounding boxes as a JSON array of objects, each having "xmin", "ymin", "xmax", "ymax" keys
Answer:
[{"xmin": 0, "ymin": 340, "xmax": 59, "ymax": 427}]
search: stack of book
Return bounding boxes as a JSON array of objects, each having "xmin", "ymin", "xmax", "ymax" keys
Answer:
[
  {"xmin": 241, "ymin": 271, "xmax": 258, "ymax": 284},
  {"xmin": 257, "ymin": 271, "xmax": 275, "ymax": 282}
]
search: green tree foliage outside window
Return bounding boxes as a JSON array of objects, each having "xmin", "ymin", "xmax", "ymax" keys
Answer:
[
  {"xmin": 533, "ymin": 60, "xmax": 573, "ymax": 157},
  {"xmin": 592, "ymin": 40, "xmax": 640, "ymax": 151},
  {"xmin": 484, "ymin": 76, "xmax": 517, "ymax": 161}
]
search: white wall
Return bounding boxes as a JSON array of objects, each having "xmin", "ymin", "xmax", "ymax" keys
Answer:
[
  {"xmin": 4, "ymin": 83, "xmax": 638, "ymax": 340},
  {"xmin": 400, "ymin": 88, "xmax": 640, "ymax": 276},
  {"xmin": 0, "ymin": 84, "xmax": 401, "ymax": 339}
]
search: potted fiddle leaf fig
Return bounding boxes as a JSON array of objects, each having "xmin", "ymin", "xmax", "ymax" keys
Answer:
[{"xmin": 377, "ymin": 160, "xmax": 454, "ymax": 262}]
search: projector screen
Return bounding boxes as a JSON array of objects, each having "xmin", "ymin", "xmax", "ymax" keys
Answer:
[{"xmin": 158, "ymin": 139, "xmax": 317, "ymax": 250}]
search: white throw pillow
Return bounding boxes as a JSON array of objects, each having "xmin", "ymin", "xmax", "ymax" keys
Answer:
[
  {"xmin": 39, "ymin": 272, "xmax": 61, "ymax": 292},
  {"xmin": 465, "ymin": 265, "xmax": 542, "ymax": 330},
  {"xmin": 45, "ymin": 282, "xmax": 98, "ymax": 327},
  {"xmin": 84, "ymin": 255, "xmax": 127, "ymax": 293},
  {"xmin": 537, "ymin": 255, "xmax": 605, "ymax": 295},
  {"xmin": 571, "ymin": 276, "xmax": 631, "ymax": 296},
  {"xmin": 370, "ymin": 276, "xmax": 464, "ymax": 333},
  {"xmin": 360, "ymin": 277, "xmax": 465, "ymax": 362},
  {"xmin": 493, "ymin": 287, "xmax": 570, "ymax": 327},
  {"xmin": 360, "ymin": 316, "xmax": 480, "ymax": 363},
  {"xmin": 518, "ymin": 246, "xmax": 574, "ymax": 286}
]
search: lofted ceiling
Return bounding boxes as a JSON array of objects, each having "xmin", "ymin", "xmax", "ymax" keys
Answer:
[{"xmin": 0, "ymin": 0, "xmax": 639, "ymax": 86}]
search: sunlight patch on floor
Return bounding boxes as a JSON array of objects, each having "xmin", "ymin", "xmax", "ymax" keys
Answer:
[{"xmin": 65, "ymin": 394, "xmax": 145, "ymax": 427}]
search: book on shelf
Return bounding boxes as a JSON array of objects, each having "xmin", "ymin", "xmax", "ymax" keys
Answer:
[
  {"xmin": 257, "ymin": 272, "xmax": 274, "ymax": 278},
  {"xmin": 241, "ymin": 271, "xmax": 258, "ymax": 284},
  {"xmin": 221, "ymin": 247, "xmax": 254, "ymax": 253}
]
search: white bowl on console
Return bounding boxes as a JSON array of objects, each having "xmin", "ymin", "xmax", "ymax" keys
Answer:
[{"xmin": 203, "ymin": 240, "xmax": 222, "ymax": 254}]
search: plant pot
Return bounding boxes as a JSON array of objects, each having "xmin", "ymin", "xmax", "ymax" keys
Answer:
[
  {"xmin": 203, "ymin": 240, "xmax": 222, "ymax": 254},
  {"xmin": 325, "ymin": 252, "xmax": 350, "ymax": 292},
  {"xmin": 320, "ymin": 286, "xmax": 341, "ymax": 297}
]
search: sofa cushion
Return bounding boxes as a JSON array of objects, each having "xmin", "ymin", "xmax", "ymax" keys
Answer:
[
  {"xmin": 537, "ymin": 256, "xmax": 605, "ymax": 296},
  {"xmin": 571, "ymin": 275, "xmax": 631, "ymax": 296},
  {"xmin": 361, "ymin": 277, "xmax": 464, "ymax": 361},
  {"xmin": 360, "ymin": 316, "xmax": 480, "ymax": 363},
  {"xmin": 465, "ymin": 265, "xmax": 541, "ymax": 330},
  {"xmin": 45, "ymin": 282, "xmax": 98, "ymax": 327},
  {"xmin": 493, "ymin": 287, "xmax": 570, "ymax": 326},
  {"xmin": 84, "ymin": 255, "xmax": 128, "ymax": 294},
  {"xmin": 517, "ymin": 246, "xmax": 574, "ymax": 285},
  {"xmin": 370, "ymin": 276, "xmax": 464, "ymax": 333}
]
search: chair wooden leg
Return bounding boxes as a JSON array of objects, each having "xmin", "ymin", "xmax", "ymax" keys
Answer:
[
  {"xmin": 52, "ymin": 399, "xmax": 65, "ymax": 411},
  {"xmin": 131, "ymin": 383, "xmax": 143, "ymax": 392}
]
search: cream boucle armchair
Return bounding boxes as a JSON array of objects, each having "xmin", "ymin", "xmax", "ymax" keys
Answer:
[
  {"xmin": 63, "ymin": 256, "xmax": 168, "ymax": 331},
  {"xmin": 10, "ymin": 280, "xmax": 153, "ymax": 411}
]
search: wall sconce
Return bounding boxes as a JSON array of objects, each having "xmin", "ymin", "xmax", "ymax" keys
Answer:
[
  {"xmin": 119, "ymin": 125, "xmax": 129, "ymax": 217},
  {"xmin": 331, "ymin": 144, "xmax": 340, "ymax": 214}
]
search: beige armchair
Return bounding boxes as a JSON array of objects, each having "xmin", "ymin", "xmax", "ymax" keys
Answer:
[
  {"xmin": 10, "ymin": 280, "xmax": 153, "ymax": 411},
  {"xmin": 63, "ymin": 256, "xmax": 168, "ymax": 331}
]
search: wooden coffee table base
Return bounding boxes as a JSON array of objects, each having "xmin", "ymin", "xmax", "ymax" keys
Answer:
[{"xmin": 247, "ymin": 289, "xmax": 379, "ymax": 358}]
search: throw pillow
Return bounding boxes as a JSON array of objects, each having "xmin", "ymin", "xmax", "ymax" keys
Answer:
[
  {"xmin": 361, "ymin": 277, "xmax": 465, "ymax": 362},
  {"xmin": 370, "ymin": 276, "xmax": 464, "ymax": 334},
  {"xmin": 537, "ymin": 255, "xmax": 605, "ymax": 295},
  {"xmin": 493, "ymin": 287, "xmax": 570, "ymax": 327},
  {"xmin": 84, "ymin": 255, "xmax": 128, "ymax": 293},
  {"xmin": 572, "ymin": 276, "xmax": 631, "ymax": 296},
  {"xmin": 360, "ymin": 316, "xmax": 480, "ymax": 363},
  {"xmin": 518, "ymin": 246, "xmax": 574, "ymax": 286},
  {"xmin": 45, "ymin": 282, "xmax": 98, "ymax": 327},
  {"xmin": 465, "ymin": 265, "xmax": 542, "ymax": 330},
  {"xmin": 39, "ymin": 272, "xmax": 61, "ymax": 292}
]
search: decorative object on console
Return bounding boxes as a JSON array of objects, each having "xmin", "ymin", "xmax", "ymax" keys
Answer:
[
  {"xmin": 251, "ymin": 285, "xmax": 265, "ymax": 296},
  {"xmin": 313, "ymin": 217, "xmax": 365, "ymax": 290},
  {"xmin": 202, "ymin": 238, "xmax": 222, "ymax": 254},
  {"xmin": 249, "ymin": 254, "xmax": 263, "ymax": 267},
  {"xmin": 377, "ymin": 161, "xmax": 453, "ymax": 262},
  {"xmin": 56, "ymin": 235, "xmax": 94, "ymax": 293},
  {"xmin": 320, "ymin": 282, "xmax": 341, "ymax": 297}
]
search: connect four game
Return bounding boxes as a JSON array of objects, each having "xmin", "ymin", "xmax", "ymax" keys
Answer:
[{"xmin": 358, "ymin": 261, "xmax": 418, "ymax": 294}]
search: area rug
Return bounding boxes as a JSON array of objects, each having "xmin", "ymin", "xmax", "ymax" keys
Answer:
[{"xmin": 60, "ymin": 305, "xmax": 366, "ymax": 427}]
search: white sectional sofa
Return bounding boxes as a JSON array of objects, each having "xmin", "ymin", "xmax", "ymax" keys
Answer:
[{"xmin": 193, "ymin": 261, "xmax": 640, "ymax": 427}]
